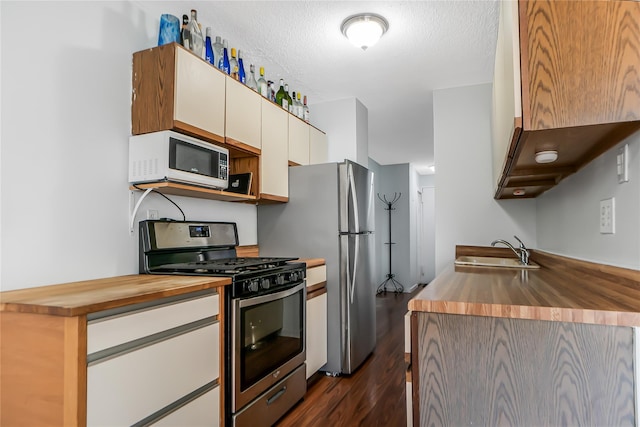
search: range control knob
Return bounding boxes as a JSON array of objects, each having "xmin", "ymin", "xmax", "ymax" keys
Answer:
[
  {"xmin": 275, "ymin": 274, "xmax": 285, "ymax": 285},
  {"xmin": 289, "ymin": 271, "xmax": 299, "ymax": 282},
  {"xmin": 260, "ymin": 278, "xmax": 271, "ymax": 290},
  {"xmin": 247, "ymin": 280, "xmax": 259, "ymax": 293}
]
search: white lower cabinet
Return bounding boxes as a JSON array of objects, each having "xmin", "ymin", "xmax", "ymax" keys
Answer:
[
  {"xmin": 86, "ymin": 292, "xmax": 220, "ymax": 427},
  {"xmin": 154, "ymin": 385, "xmax": 220, "ymax": 427},
  {"xmin": 306, "ymin": 292, "xmax": 328, "ymax": 379}
]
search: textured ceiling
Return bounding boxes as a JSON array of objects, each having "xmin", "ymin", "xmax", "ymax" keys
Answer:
[{"xmin": 192, "ymin": 1, "xmax": 500, "ymax": 173}]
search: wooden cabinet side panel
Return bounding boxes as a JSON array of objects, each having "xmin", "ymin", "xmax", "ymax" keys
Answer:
[
  {"xmin": 416, "ymin": 313, "xmax": 635, "ymax": 427},
  {"xmin": 260, "ymin": 100, "xmax": 289, "ymax": 198},
  {"xmin": 521, "ymin": 1, "xmax": 640, "ymax": 130},
  {"xmin": 1, "ymin": 312, "xmax": 85, "ymax": 427},
  {"xmin": 132, "ymin": 44, "xmax": 176, "ymax": 135}
]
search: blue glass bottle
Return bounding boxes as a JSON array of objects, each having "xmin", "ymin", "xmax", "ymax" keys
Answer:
[
  {"xmin": 219, "ymin": 39, "xmax": 230, "ymax": 75},
  {"xmin": 238, "ymin": 50, "xmax": 246, "ymax": 84},
  {"xmin": 204, "ymin": 27, "xmax": 215, "ymax": 65}
]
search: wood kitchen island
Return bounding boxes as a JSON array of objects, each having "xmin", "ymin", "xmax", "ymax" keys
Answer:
[{"xmin": 407, "ymin": 246, "xmax": 640, "ymax": 427}]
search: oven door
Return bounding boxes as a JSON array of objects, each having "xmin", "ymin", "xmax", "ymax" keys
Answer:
[{"xmin": 232, "ymin": 282, "xmax": 306, "ymax": 411}]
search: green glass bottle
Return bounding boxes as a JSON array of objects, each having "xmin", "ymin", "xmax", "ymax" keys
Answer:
[{"xmin": 276, "ymin": 79, "xmax": 288, "ymax": 111}]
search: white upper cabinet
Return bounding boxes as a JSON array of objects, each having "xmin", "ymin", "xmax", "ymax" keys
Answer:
[
  {"xmin": 225, "ymin": 77, "xmax": 262, "ymax": 151},
  {"xmin": 288, "ymin": 117, "xmax": 310, "ymax": 166}
]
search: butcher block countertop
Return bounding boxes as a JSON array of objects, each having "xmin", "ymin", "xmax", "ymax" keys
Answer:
[
  {"xmin": 409, "ymin": 246, "xmax": 640, "ymax": 327},
  {"xmin": 298, "ymin": 258, "xmax": 325, "ymax": 268},
  {"xmin": 0, "ymin": 274, "xmax": 231, "ymax": 317}
]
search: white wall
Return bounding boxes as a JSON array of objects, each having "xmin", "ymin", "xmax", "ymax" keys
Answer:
[
  {"xmin": 310, "ymin": 97, "xmax": 369, "ymax": 167},
  {"xmin": 1, "ymin": 2, "xmax": 257, "ymax": 291},
  {"xmin": 418, "ymin": 174, "xmax": 436, "ymax": 284},
  {"xmin": 433, "ymin": 84, "xmax": 537, "ymax": 274},
  {"xmin": 537, "ymin": 135, "xmax": 640, "ymax": 269}
]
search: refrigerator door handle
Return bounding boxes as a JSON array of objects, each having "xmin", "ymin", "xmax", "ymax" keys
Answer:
[{"xmin": 348, "ymin": 163, "xmax": 360, "ymax": 233}]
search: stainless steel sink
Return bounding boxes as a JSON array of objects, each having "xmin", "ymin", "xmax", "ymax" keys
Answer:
[{"xmin": 454, "ymin": 256, "xmax": 540, "ymax": 269}]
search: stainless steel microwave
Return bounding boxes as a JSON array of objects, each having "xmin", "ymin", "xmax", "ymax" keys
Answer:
[{"xmin": 129, "ymin": 130, "xmax": 229, "ymax": 189}]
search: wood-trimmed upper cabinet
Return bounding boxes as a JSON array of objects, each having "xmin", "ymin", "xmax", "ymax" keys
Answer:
[
  {"xmin": 492, "ymin": 0, "xmax": 640, "ymax": 199},
  {"xmin": 132, "ymin": 43, "xmax": 225, "ymax": 144},
  {"xmin": 288, "ymin": 116, "xmax": 310, "ymax": 166},
  {"xmin": 309, "ymin": 126, "xmax": 328, "ymax": 165},
  {"xmin": 260, "ymin": 99, "xmax": 289, "ymax": 201},
  {"xmin": 226, "ymin": 77, "xmax": 262, "ymax": 152}
]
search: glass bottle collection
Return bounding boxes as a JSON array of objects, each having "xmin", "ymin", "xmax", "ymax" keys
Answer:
[{"xmin": 175, "ymin": 9, "xmax": 310, "ymax": 122}]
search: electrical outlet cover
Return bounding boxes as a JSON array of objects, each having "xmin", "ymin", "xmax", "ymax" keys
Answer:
[{"xmin": 599, "ymin": 198, "xmax": 615, "ymax": 234}]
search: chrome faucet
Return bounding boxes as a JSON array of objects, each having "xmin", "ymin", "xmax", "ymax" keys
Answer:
[{"xmin": 491, "ymin": 235, "xmax": 530, "ymax": 265}]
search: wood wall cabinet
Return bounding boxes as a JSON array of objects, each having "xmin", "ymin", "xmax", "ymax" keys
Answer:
[
  {"xmin": 309, "ymin": 126, "xmax": 328, "ymax": 165},
  {"xmin": 132, "ymin": 43, "xmax": 226, "ymax": 145},
  {"xmin": 226, "ymin": 77, "xmax": 262, "ymax": 152},
  {"xmin": 492, "ymin": 0, "xmax": 640, "ymax": 199},
  {"xmin": 305, "ymin": 264, "xmax": 327, "ymax": 379},
  {"xmin": 288, "ymin": 116, "xmax": 310, "ymax": 166},
  {"xmin": 261, "ymin": 99, "xmax": 289, "ymax": 201}
]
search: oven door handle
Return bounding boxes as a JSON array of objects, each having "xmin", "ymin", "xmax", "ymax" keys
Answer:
[{"xmin": 238, "ymin": 282, "xmax": 306, "ymax": 308}]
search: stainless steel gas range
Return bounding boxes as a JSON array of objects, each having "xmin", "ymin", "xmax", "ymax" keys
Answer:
[{"xmin": 139, "ymin": 220, "xmax": 306, "ymax": 427}]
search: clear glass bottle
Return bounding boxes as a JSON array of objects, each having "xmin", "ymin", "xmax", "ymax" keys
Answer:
[
  {"xmin": 303, "ymin": 95, "xmax": 310, "ymax": 122},
  {"xmin": 296, "ymin": 92, "xmax": 304, "ymax": 118},
  {"xmin": 213, "ymin": 36, "xmax": 224, "ymax": 70},
  {"xmin": 229, "ymin": 48, "xmax": 238, "ymax": 78},
  {"xmin": 284, "ymin": 84, "xmax": 293, "ymax": 113},
  {"xmin": 219, "ymin": 39, "xmax": 230, "ymax": 75},
  {"xmin": 188, "ymin": 9, "xmax": 204, "ymax": 57},
  {"xmin": 276, "ymin": 79, "xmax": 288, "ymax": 110},
  {"xmin": 204, "ymin": 27, "xmax": 214, "ymax": 65},
  {"xmin": 257, "ymin": 67, "xmax": 268, "ymax": 97},
  {"xmin": 237, "ymin": 50, "xmax": 246, "ymax": 84},
  {"xmin": 181, "ymin": 14, "xmax": 190, "ymax": 50},
  {"xmin": 246, "ymin": 64, "xmax": 258, "ymax": 91}
]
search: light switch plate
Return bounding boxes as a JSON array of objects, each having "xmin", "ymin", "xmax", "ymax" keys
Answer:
[
  {"xmin": 618, "ymin": 144, "xmax": 629, "ymax": 183},
  {"xmin": 600, "ymin": 198, "xmax": 615, "ymax": 234}
]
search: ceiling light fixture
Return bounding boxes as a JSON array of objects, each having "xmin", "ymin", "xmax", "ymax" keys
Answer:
[{"xmin": 341, "ymin": 13, "xmax": 389, "ymax": 50}]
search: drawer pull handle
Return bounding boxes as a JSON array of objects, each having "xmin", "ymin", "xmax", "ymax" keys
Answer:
[{"xmin": 267, "ymin": 386, "xmax": 287, "ymax": 406}]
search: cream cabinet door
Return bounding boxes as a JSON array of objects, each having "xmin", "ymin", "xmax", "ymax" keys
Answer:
[
  {"xmin": 226, "ymin": 77, "xmax": 261, "ymax": 150},
  {"xmin": 174, "ymin": 47, "xmax": 225, "ymax": 139},
  {"xmin": 309, "ymin": 126, "xmax": 328, "ymax": 165},
  {"xmin": 288, "ymin": 117, "xmax": 310, "ymax": 166},
  {"xmin": 306, "ymin": 293, "xmax": 327, "ymax": 379},
  {"xmin": 260, "ymin": 99, "xmax": 289, "ymax": 199},
  {"xmin": 491, "ymin": 0, "xmax": 521, "ymax": 189},
  {"xmin": 154, "ymin": 386, "xmax": 220, "ymax": 427}
]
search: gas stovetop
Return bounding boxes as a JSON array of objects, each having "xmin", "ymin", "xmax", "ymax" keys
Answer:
[
  {"xmin": 148, "ymin": 257, "xmax": 298, "ymax": 275},
  {"xmin": 139, "ymin": 220, "xmax": 306, "ymax": 298}
]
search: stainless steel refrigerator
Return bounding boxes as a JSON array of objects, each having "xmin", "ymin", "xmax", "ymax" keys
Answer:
[{"xmin": 257, "ymin": 160, "xmax": 376, "ymax": 375}]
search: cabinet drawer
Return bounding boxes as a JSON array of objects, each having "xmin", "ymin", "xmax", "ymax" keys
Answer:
[
  {"xmin": 306, "ymin": 265, "xmax": 326, "ymax": 287},
  {"xmin": 88, "ymin": 292, "xmax": 218, "ymax": 353},
  {"xmin": 87, "ymin": 322, "xmax": 219, "ymax": 426},
  {"xmin": 154, "ymin": 385, "xmax": 220, "ymax": 427},
  {"xmin": 306, "ymin": 293, "xmax": 327, "ymax": 379}
]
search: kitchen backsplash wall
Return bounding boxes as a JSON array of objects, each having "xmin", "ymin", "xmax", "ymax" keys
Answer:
[
  {"xmin": 433, "ymin": 84, "xmax": 538, "ymax": 275},
  {"xmin": 1, "ymin": 2, "xmax": 257, "ymax": 291},
  {"xmin": 536, "ymin": 134, "xmax": 640, "ymax": 269}
]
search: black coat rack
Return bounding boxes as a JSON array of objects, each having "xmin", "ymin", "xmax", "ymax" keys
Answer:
[{"xmin": 376, "ymin": 193, "xmax": 404, "ymax": 295}]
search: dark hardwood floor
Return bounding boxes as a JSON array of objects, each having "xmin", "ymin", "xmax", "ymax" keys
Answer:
[{"xmin": 276, "ymin": 288, "xmax": 419, "ymax": 427}]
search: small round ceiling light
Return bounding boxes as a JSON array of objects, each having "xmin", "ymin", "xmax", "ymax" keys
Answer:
[
  {"xmin": 513, "ymin": 189, "xmax": 526, "ymax": 196},
  {"xmin": 341, "ymin": 13, "xmax": 389, "ymax": 50},
  {"xmin": 535, "ymin": 150, "xmax": 558, "ymax": 164}
]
